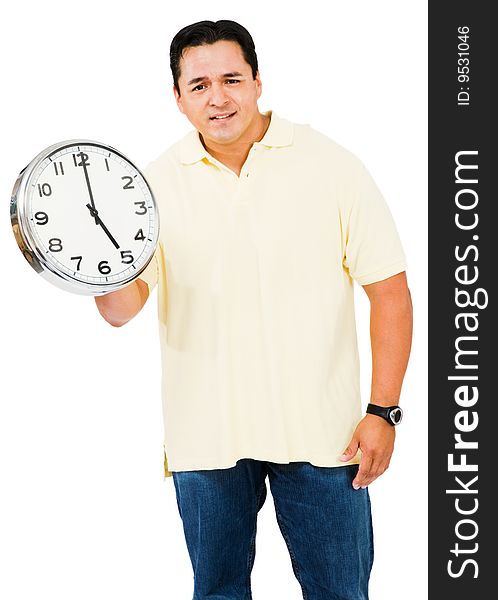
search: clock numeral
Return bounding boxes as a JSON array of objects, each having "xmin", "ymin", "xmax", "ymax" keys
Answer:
[
  {"xmin": 134, "ymin": 228, "xmax": 145, "ymax": 241},
  {"xmin": 37, "ymin": 183, "xmax": 52, "ymax": 197},
  {"xmin": 54, "ymin": 161, "xmax": 65, "ymax": 176},
  {"xmin": 105, "ymin": 158, "xmax": 110, "ymax": 171},
  {"xmin": 34, "ymin": 211, "xmax": 48, "ymax": 225},
  {"xmin": 70, "ymin": 256, "xmax": 82, "ymax": 271},
  {"xmin": 48, "ymin": 238, "xmax": 63, "ymax": 252},
  {"xmin": 98, "ymin": 260, "xmax": 111, "ymax": 275},
  {"xmin": 122, "ymin": 176, "xmax": 134, "ymax": 190},
  {"xmin": 120, "ymin": 250, "xmax": 134, "ymax": 264},
  {"xmin": 73, "ymin": 152, "xmax": 90, "ymax": 167},
  {"xmin": 134, "ymin": 201, "xmax": 147, "ymax": 215}
]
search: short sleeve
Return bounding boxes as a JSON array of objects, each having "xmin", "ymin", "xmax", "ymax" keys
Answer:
[{"xmin": 343, "ymin": 161, "xmax": 407, "ymax": 285}]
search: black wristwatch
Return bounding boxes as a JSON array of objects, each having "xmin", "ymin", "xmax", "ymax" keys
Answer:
[{"xmin": 366, "ymin": 403, "xmax": 403, "ymax": 426}]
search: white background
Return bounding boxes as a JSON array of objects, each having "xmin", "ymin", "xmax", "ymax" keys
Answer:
[{"xmin": 0, "ymin": 1, "xmax": 427, "ymax": 598}]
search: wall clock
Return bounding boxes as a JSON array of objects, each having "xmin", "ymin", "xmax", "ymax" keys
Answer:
[{"xmin": 11, "ymin": 140, "xmax": 159, "ymax": 295}]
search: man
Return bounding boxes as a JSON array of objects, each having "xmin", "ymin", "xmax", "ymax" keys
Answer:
[{"xmin": 95, "ymin": 19, "xmax": 412, "ymax": 600}]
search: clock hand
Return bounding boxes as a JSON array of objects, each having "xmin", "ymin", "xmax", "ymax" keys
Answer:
[
  {"xmin": 86, "ymin": 204, "xmax": 120, "ymax": 250},
  {"xmin": 78, "ymin": 152, "xmax": 98, "ymax": 224}
]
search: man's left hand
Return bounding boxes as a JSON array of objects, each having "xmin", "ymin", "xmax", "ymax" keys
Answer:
[{"xmin": 339, "ymin": 414, "xmax": 395, "ymax": 489}]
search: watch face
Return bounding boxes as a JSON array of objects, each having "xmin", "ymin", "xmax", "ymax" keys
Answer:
[
  {"xmin": 389, "ymin": 407, "xmax": 403, "ymax": 425},
  {"xmin": 13, "ymin": 140, "xmax": 159, "ymax": 295}
]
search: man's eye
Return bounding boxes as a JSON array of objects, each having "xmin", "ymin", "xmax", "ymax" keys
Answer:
[
  {"xmin": 226, "ymin": 79, "xmax": 240, "ymax": 84},
  {"xmin": 192, "ymin": 84, "xmax": 206, "ymax": 92}
]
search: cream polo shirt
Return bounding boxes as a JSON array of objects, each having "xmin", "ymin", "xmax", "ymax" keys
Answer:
[{"xmin": 139, "ymin": 110, "xmax": 407, "ymax": 479}]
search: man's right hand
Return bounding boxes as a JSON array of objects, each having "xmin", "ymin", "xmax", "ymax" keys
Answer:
[{"xmin": 94, "ymin": 279, "xmax": 149, "ymax": 327}]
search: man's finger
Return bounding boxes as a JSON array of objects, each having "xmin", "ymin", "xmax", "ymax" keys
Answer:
[
  {"xmin": 339, "ymin": 437, "xmax": 359, "ymax": 462},
  {"xmin": 353, "ymin": 453, "xmax": 373, "ymax": 489},
  {"xmin": 354, "ymin": 453, "xmax": 391, "ymax": 489}
]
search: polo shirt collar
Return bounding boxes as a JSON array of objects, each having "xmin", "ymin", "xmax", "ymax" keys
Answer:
[{"xmin": 179, "ymin": 110, "xmax": 294, "ymax": 165}]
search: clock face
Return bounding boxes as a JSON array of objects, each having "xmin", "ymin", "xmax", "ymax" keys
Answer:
[{"xmin": 22, "ymin": 141, "xmax": 158, "ymax": 291}]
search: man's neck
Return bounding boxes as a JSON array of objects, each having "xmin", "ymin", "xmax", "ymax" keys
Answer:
[{"xmin": 200, "ymin": 112, "xmax": 271, "ymax": 177}]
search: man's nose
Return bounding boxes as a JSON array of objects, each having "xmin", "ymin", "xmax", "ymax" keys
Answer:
[{"xmin": 208, "ymin": 83, "xmax": 229, "ymax": 106}]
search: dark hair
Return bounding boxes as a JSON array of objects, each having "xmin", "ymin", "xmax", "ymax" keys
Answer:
[{"xmin": 170, "ymin": 20, "xmax": 259, "ymax": 96}]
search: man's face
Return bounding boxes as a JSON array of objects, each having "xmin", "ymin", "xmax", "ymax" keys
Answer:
[{"xmin": 174, "ymin": 40, "xmax": 263, "ymax": 147}]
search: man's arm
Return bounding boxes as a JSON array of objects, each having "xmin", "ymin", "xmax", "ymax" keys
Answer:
[
  {"xmin": 94, "ymin": 278, "xmax": 150, "ymax": 327},
  {"xmin": 340, "ymin": 271, "xmax": 413, "ymax": 488}
]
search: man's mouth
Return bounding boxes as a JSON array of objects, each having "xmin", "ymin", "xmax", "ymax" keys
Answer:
[{"xmin": 209, "ymin": 111, "xmax": 236, "ymax": 121}]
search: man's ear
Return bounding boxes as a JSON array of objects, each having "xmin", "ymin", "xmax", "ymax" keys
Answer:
[
  {"xmin": 255, "ymin": 70, "xmax": 263, "ymax": 100},
  {"xmin": 173, "ymin": 84, "xmax": 184, "ymax": 114}
]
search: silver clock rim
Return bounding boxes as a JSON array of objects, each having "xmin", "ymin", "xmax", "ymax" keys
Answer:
[{"xmin": 11, "ymin": 139, "xmax": 160, "ymax": 296}]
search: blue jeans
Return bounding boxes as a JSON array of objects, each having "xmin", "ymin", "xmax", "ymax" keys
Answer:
[{"xmin": 172, "ymin": 460, "xmax": 374, "ymax": 600}]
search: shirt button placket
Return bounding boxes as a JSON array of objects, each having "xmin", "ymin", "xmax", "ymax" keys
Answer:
[{"xmin": 237, "ymin": 147, "xmax": 258, "ymax": 203}]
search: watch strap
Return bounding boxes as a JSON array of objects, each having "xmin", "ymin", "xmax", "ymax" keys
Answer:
[{"xmin": 366, "ymin": 403, "xmax": 403, "ymax": 425}]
